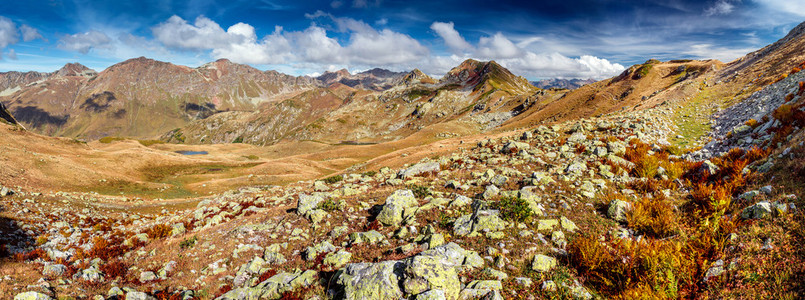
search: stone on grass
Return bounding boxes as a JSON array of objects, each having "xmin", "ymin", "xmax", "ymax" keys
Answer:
[{"xmin": 531, "ymin": 255, "xmax": 557, "ymax": 272}]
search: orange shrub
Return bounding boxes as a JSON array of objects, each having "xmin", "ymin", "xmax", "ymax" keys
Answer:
[
  {"xmin": 147, "ymin": 224, "xmax": 172, "ymax": 239},
  {"xmin": 773, "ymin": 104, "xmax": 794, "ymax": 123},
  {"xmin": 627, "ymin": 196, "xmax": 679, "ymax": 238},
  {"xmin": 100, "ymin": 260, "xmax": 128, "ymax": 280}
]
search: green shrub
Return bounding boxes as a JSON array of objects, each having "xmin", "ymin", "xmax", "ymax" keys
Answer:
[
  {"xmin": 138, "ymin": 140, "xmax": 165, "ymax": 147},
  {"xmin": 243, "ymin": 155, "xmax": 259, "ymax": 160},
  {"xmin": 180, "ymin": 236, "xmax": 197, "ymax": 250},
  {"xmin": 232, "ymin": 136, "xmax": 244, "ymax": 143},
  {"xmin": 318, "ymin": 199, "xmax": 339, "ymax": 212},
  {"xmin": 361, "ymin": 171, "xmax": 377, "ymax": 177},
  {"xmin": 99, "ymin": 136, "xmax": 125, "ymax": 143},
  {"xmin": 494, "ymin": 197, "xmax": 533, "ymax": 223},
  {"xmin": 409, "ymin": 184, "xmax": 432, "ymax": 198},
  {"xmin": 324, "ymin": 174, "xmax": 343, "ymax": 184}
]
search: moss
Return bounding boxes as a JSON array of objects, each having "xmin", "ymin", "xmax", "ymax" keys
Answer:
[
  {"xmin": 493, "ymin": 197, "xmax": 534, "ymax": 223},
  {"xmin": 324, "ymin": 174, "xmax": 343, "ymax": 184},
  {"xmin": 99, "ymin": 136, "xmax": 126, "ymax": 144}
]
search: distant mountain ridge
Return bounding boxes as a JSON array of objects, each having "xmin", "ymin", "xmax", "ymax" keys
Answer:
[
  {"xmin": 0, "ymin": 57, "xmax": 319, "ymax": 139},
  {"xmin": 316, "ymin": 68, "xmax": 408, "ymax": 91},
  {"xmin": 531, "ymin": 78, "xmax": 596, "ymax": 90}
]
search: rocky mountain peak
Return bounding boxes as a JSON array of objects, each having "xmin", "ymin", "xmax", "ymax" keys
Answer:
[{"xmin": 55, "ymin": 63, "xmax": 96, "ymax": 77}]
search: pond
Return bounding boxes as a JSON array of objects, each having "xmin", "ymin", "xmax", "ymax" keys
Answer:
[{"xmin": 175, "ymin": 150, "xmax": 208, "ymax": 155}]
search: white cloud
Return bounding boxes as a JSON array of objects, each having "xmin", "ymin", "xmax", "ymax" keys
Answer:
[
  {"xmin": 0, "ymin": 16, "xmax": 19, "ymax": 49},
  {"xmin": 476, "ymin": 32, "xmax": 523, "ymax": 59},
  {"xmin": 152, "ymin": 15, "xmax": 250, "ymax": 51},
  {"xmin": 705, "ymin": 0, "xmax": 736, "ymax": 16},
  {"xmin": 753, "ymin": 0, "xmax": 805, "ymax": 17},
  {"xmin": 57, "ymin": 30, "xmax": 113, "ymax": 54},
  {"xmin": 683, "ymin": 44, "xmax": 755, "ymax": 62},
  {"xmin": 330, "ymin": 1, "xmax": 343, "ymax": 8},
  {"xmin": 150, "ymin": 15, "xmax": 428, "ymax": 68},
  {"xmin": 7, "ymin": 48, "xmax": 16, "ymax": 60},
  {"xmin": 430, "ymin": 22, "xmax": 473, "ymax": 54},
  {"xmin": 19, "ymin": 24, "xmax": 43, "ymax": 42},
  {"xmin": 429, "ymin": 24, "xmax": 624, "ymax": 79}
]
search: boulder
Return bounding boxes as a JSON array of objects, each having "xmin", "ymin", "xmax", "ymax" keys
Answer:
[
  {"xmin": 399, "ymin": 162, "xmax": 441, "ymax": 179},
  {"xmin": 377, "ymin": 190, "xmax": 418, "ymax": 227},
  {"xmin": 608, "ymin": 200, "xmax": 632, "ymax": 222},
  {"xmin": 13, "ymin": 292, "xmax": 53, "ymax": 300},
  {"xmin": 337, "ymin": 261, "xmax": 405, "ymax": 300},
  {"xmin": 531, "ymin": 255, "xmax": 557, "ymax": 272},
  {"xmin": 740, "ymin": 201, "xmax": 772, "ymax": 219}
]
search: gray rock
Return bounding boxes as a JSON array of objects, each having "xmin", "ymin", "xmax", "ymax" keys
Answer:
[
  {"xmin": 531, "ymin": 254, "xmax": 557, "ymax": 272},
  {"xmin": 501, "ymin": 141, "xmax": 530, "ymax": 153},
  {"xmin": 377, "ymin": 190, "xmax": 418, "ymax": 227},
  {"xmin": 567, "ymin": 132, "xmax": 587, "ymax": 144},
  {"xmin": 126, "ymin": 292, "xmax": 157, "ymax": 300},
  {"xmin": 741, "ymin": 201, "xmax": 772, "ymax": 219},
  {"xmin": 297, "ymin": 194, "xmax": 324, "ymax": 218},
  {"xmin": 482, "ymin": 185, "xmax": 500, "ymax": 200},
  {"xmin": 608, "ymin": 199, "xmax": 632, "ymax": 222},
  {"xmin": 140, "ymin": 271, "xmax": 158, "ymax": 282},
  {"xmin": 305, "ymin": 240, "xmax": 337, "ymax": 260},
  {"xmin": 0, "ymin": 186, "xmax": 14, "ymax": 197},
  {"xmin": 607, "ymin": 141, "xmax": 626, "ymax": 155},
  {"xmin": 337, "ymin": 261, "xmax": 405, "ymax": 300},
  {"xmin": 43, "ymin": 264, "xmax": 67, "ymax": 277},
  {"xmin": 415, "ymin": 289, "xmax": 446, "ymax": 300},
  {"xmin": 402, "ymin": 255, "xmax": 461, "ymax": 299},
  {"xmin": 399, "ymin": 162, "xmax": 441, "ymax": 179},
  {"xmin": 13, "ymin": 292, "xmax": 52, "ymax": 300}
]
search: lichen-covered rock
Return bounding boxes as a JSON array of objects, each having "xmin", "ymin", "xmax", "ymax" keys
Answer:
[
  {"xmin": 560, "ymin": 216, "xmax": 578, "ymax": 233},
  {"xmin": 264, "ymin": 243, "xmax": 288, "ymax": 265},
  {"xmin": 415, "ymin": 289, "xmax": 446, "ymax": 300},
  {"xmin": 740, "ymin": 201, "xmax": 772, "ymax": 219},
  {"xmin": 337, "ymin": 261, "xmax": 405, "ymax": 300},
  {"xmin": 607, "ymin": 141, "xmax": 626, "ymax": 156},
  {"xmin": 608, "ymin": 199, "xmax": 632, "ymax": 222},
  {"xmin": 501, "ymin": 141, "xmax": 530, "ymax": 153},
  {"xmin": 402, "ymin": 255, "xmax": 461, "ymax": 299},
  {"xmin": 305, "ymin": 240, "xmax": 337, "ymax": 260},
  {"xmin": 43, "ymin": 264, "xmax": 67, "ymax": 277},
  {"xmin": 324, "ymin": 250, "xmax": 352, "ymax": 269},
  {"xmin": 399, "ymin": 162, "xmax": 441, "ymax": 179},
  {"xmin": 297, "ymin": 194, "xmax": 324, "ymax": 218},
  {"xmin": 377, "ymin": 190, "xmax": 419, "ymax": 226},
  {"xmin": 531, "ymin": 254, "xmax": 557, "ymax": 272},
  {"xmin": 216, "ymin": 287, "xmax": 263, "ymax": 300},
  {"xmin": 349, "ymin": 230, "xmax": 385, "ymax": 245},
  {"xmin": 13, "ymin": 292, "xmax": 53, "ymax": 300}
]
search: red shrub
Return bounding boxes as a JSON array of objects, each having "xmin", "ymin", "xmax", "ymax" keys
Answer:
[{"xmin": 100, "ymin": 260, "xmax": 129, "ymax": 280}]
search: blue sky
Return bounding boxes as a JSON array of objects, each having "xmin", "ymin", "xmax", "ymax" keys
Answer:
[{"xmin": 0, "ymin": 0, "xmax": 803, "ymax": 80}]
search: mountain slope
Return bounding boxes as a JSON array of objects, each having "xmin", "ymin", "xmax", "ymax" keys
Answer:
[
  {"xmin": 163, "ymin": 59, "xmax": 540, "ymax": 146},
  {"xmin": 0, "ymin": 58, "xmax": 317, "ymax": 140}
]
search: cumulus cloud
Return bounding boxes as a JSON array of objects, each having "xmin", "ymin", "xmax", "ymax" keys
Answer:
[
  {"xmin": 430, "ymin": 22, "xmax": 473, "ymax": 54},
  {"xmin": 152, "ymin": 15, "xmax": 250, "ymax": 50},
  {"xmin": 429, "ymin": 21, "xmax": 624, "ymax": 79},
  {"xmin": 57, "ymin": 30, "xmax": 113, "ymax": 54},
  {"xmin": 476, "ymin": 32, "xmax": 523, "ymax": 59},
  {"xmin": 0, "ymin": 16, "xmax": 20, "ymax": 49},
  {"xmin": 151, "ymin": 15, "xmax": 428, "ymax": 67},
  {"xmin": 19, "ymin": 24, "xmax": 43, "ymax": 41}
]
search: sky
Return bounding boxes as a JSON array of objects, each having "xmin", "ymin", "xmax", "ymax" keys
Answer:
[{"xmin": 0, "ymin": 0, "xmax": 803, "ymax": 80}]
